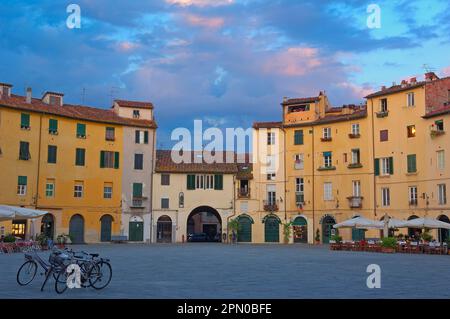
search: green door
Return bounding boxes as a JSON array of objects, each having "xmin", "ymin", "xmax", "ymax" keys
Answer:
[
  {"xmin": 264, "ymin": 216, "xmax": 279, "ymax": 243},
  {"xmin": 238, "ymin": 216, "xmax": 252, "ymax": 242},
  {"xmin": 322, "ymin": 216, "xmax": 336, "ymax": 244},
  {"xmin": 100, "ymin": 215, "xmax": 112, "ymax": 242},
  {"xmin": 293, "ymin": 217, "xmax": 308, "ymax": 243},
  {"xmin": 129, "ymin": 221, "xmax": 144, "ymax": 241},
  {"xmin": 352, "ymin": 228, "xmax": 365, "ymax": 241},
  {"xmin": 69, "ymin": 215, "xmax": 84, "ymax": 244}
]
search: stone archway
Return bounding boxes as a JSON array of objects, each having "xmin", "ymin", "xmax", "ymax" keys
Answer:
[
  {"xmin": 157, "ymin": 215, "xmax": 173, "ymax": 243},
  {"xmin": 187, "ymin": 206, "xmax": 222, "ymax": 242}
]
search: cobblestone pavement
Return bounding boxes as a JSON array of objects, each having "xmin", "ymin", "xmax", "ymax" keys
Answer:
[{"xmin": 1, "ymin": 243, "xmax": 449, "ymax": 299}]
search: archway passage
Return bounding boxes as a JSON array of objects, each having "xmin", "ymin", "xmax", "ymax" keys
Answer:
[
  {"xmin": 264, "ymin": 215, "xmax": 280, "ymax": 243},
  {"xmin": 157, "ymin": 215, "xmax": 173, "ymax": 243},
  {"xmin": 129, "ymin": 216, "xmax": 144, "ymax": 242},
  {"xmin": 438, "ymin": 215, "xmax": 449, "ymax": 242},
  {"xmin": 69, "ymin": 214, "xmax": 84, "ymax": 244},
  {"xmin": 187, "ymin": 206, "xmax": 222, "ymax": 242},
  {"xmin": 100, "ymin": 215, "xmax": 113, "ymax": 242},
  {"xmin": 407, "ymin": 215, "xmax": 421, "ymax": 239},
  {"xmin": 321, "ymin": 215, "xmax": 336, "ymax": 244},
  {"xmin": 41, "ymin": 214, "xmax": 54, "ymax": 240},
  {"xmin": 293, "ymin": 216, "xmax": 308, "ymax": 243},
  {"xmin": 237, "ymin": 215, "xmax": 253, "ymax": 242}
]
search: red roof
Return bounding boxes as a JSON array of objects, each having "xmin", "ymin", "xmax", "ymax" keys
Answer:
[
  {"xmin": 114, "ymin": 99, "xmax": 153, "ymax": 109},
  {"xmin": 422, "ymin": 104, "xmax": 450, "ymax": 118},
  {"xmin": 282, "ymin": 97, "xmax": 320, "ymax": 105},
  {"xmin": 253, "ymin": 121, "xmax": 282, "ymax": 129}
]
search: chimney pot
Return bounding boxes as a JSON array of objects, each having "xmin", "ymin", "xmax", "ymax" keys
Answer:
[
  {"xmin": 425, "ymin": 72, "xmax": 439, "ymax": 81},
  {"xmin": 26, "ymin": 87, "xmax": 32, "ymax": 104},
  {"xmin": 409, "ymin": 77, "xmax": 417, "ymax": 84},
  {"xmin": 381, "ymin": 85, "xmax": 386, "ymax": 91}
]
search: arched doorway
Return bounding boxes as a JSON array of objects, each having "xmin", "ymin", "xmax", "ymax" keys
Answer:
[
  {"xmin": 237, "ymin": 214, "xmax": 253, "ymax": 242},
  {"xmin": 157, "ymin": 215, "xmax": 173, "ymax": 243},
  {"xmin": 69, "ymin": 214, "xmax": 84, "ymax": 244},
  {"xmin": 407, "ymin": 215, "xmax": 421, "ymax": 239},
  {"xmin": 438, "ymin": 215, "xmax": 450, "ymax": 242},
  {"xmin": 100, "ymin": 215, "xmax": 113, "ymax": 242},
  {"xmin": 293, "ymin": 216, "xmax": 308, "ymax": 243},
  {"xmin": 129, "ymin": 216, "xmax": 144, "ymax": 242},
  {"xmin": 41, "ymin": 214, "xmax": 54, "ymax": 240},
  {"xmin": 263, "ymin": 214, "xmax": 280, "ymax": 243},
  {"xmin": 187, "ymin": 206, "xmax": 222, "ymax": 242},
  {"xmin": 321, "ymin": 215, "xmax": 336, "ymax": 244}
]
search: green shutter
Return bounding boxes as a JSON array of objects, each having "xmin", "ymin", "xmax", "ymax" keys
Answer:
[
  {"xmin": 135, "ymin": 131, "xmax": 140, "ymax": 143},
  {"xmin": 48, "ymin": 145, "xmax": 57, "ymax": 163},
  {"xmin": 133, "ymin": 183, "xmax": 143, "ymax": 197},
  {"xmin": 49, "ymin": 119, "xmax": 58, "ymax": 133},
  {"xmin": 77, "ymin": 123, "xmax": 86, "ymax": 137},
  {"xmin": 144, "ymin": 131, "xmax": 149, "ymax": 144},
  {"xmin": 21, "ymin": 113, "xmax": 30, "ymax": 128},
  {"xmin": 114, "ymin": 152, "xmax": 120, "ymax": 169},
  {"xmin": 214, "ymin": 174, "xmax": 223, "ymax": 190},
  {"xmin": 100, "ymin": 151, "xmax": 105, "ymax": 168},
  {"xmin": 18, "ymin": 176, "xmax": 27, "ymax": 185},
  {"xmin": 294, "ymin": 130, "xmax": 304, "ymax": 145},
  {"xmin": 76, "ymin": 148, "xmax": 85, "ymax": 166},
  {"xmin": 374, "ymin": 158, "xmax": 380, "ymax": 176},
  {"xmin": 389, "ymin": 157, "xmax": 394, "ymax": 175},
  {"xmin": 407, "ymin": 154, "xmax": 416, "ymax": 173},
  {"xmin": 187, "ymin": 174, "xmax": 195, "ymax": 190}
]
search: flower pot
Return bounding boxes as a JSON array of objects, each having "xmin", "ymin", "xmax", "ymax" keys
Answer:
[{"xmin": 381, "ymin": 247, "xmax": 395, "ymax": 253}]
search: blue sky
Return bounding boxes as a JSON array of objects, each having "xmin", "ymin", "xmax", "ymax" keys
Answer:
[{"xmin": 1, "ymin": 0, "xmax": 449, "ymax": 148}]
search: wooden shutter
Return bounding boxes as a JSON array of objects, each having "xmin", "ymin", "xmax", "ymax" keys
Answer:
[
  {"xmin": 18, "ymin": 176, "xmax": 27, "ymax": 185},
  {"xmin": 114, "ymin": 152, "xmax": 120, "ymax": 169},
  {"xmin": 135, "ymin": 130, "xmax": 140, "ymax": 143},
  {"xmin": 76, "ymin": 148, "xmax": 85, "ymax": 166},
  {"xmin": 294, "ymin": 130, "xmax": 303, "ymax": 145},
  {"xmin": 48, "ymin": 145, "xmax": 57, "ymax": 163},
  {"xmin": 21, "ymin": 113, "xmax": 30, "ymax": 128},
  {"xmin": 214, "ymin": 174, "xmax": 223, "ymax": 190},
  {"xmin": 144, "ymin": 131, "xmax": 149, "ymax": 144},
  {"xmin": 187, "ymin": 174, "xmax": 195, "ymax": 190},
  {"xmin": 407, "ymin": 154, "xmax": 416, "ymax": 173},
  {"xmin": 133, "ymin": 183, "xmax": 143, "ymax": 197},
  {"xmin": 374, "ymin": 158, "xmax": 380, "ymax": 176},
  {"xmin": 389, "ymin": 157, "xmax": 394, "ymax": 175},
  {"xmin": 49, "ymin": 119, "xmax": 58, "ymax": 132},
  {"xmin": 77, "ymin": 123, "xmax": 86, "ymax": 137},
  {"xmin": 100, "ymin": 151, "xmax": 105, "ymax": 168}
]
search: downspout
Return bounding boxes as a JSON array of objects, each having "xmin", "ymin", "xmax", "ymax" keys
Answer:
[
  {"xmin": 281, "ymin": 125, "xmax": 287, "ymax": 222},
  {"xmin": 311, "ymin": 126, "xmax": 316, "ymax": 244},
  {"xmin": 370, "ymin": 99, "xmax": 377, "ymax": 218},
  {"xmin": 227, "ymin": 174, "xmax": 237, "ymax": 244},
  {"xmin": 35, "ymin": 113, "xmax": 44, "ymax": 209},
  {"xmin": 149, "ymin": 128, "xmax": 156, "ymax": 243}
]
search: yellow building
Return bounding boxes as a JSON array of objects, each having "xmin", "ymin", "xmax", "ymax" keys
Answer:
[{"xmin": 0, "ymin": 83, "xmax": 156, "ymax": 243}]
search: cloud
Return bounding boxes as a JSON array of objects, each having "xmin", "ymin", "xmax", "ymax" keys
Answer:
[
  {"xmin": 263, "ymin": 47, "xmax": 322, "ymax": 76},
  {"xmin": 440, "ymin": 66, "xmax": 450, "ymax": 77},
  {"xmin": 184, "ymin": 14, "xmax": 225, "ymax": 28},
  {"xmin": 166, "ymin": 0, "xmax": 233, "ymax": 7}
]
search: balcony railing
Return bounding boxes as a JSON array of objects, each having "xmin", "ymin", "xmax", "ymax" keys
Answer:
[
  {"xmin": 409, "ymin": 199, "xmax": 418, "ymax": 206},
  {"xmin": 263, "ymin": 200, "xmax": 279, "ymax": 212},
  {"xmin": 376, "ymin": 110, "xmax": 389, "ymax": 118},
  {"xmin": 430, "ymin": 127, "xmax": 445, "ymax": 137},
  {"xmin": 348, "ymin": 133, "xmax": 360, "ymax": 139},
  {"xmin": 237, "ymin": 187, "xmax": 250, "ymax": 198},
  {"xmin": 131, "ymin": 197, "xmax": 147, "ymax": 208},
  {"xmin": 347, "ymin": 196, "xmax": 363, "ymax": 208}
]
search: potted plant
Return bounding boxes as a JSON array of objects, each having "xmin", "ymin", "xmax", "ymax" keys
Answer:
[
  {"xmin": 330, "ymin": 234, "xmax": 342, "ymax": 243},
  {"xmin": 446, "ymin": 239, "xmax": 450, "ymax": 255},
  {"xmin": 381, "ymin": 237, "xmax": 397, "ymax": 253},
  {"xmin": 421, "ymin": 231, "xmax": 433, "ymax": 243},
  {"xmin": 35, "ymin": 233, "xmax": 49, "ymax": 250},
  {"xmin": 282, "ymin": 222, "xmax": 293, "ymax": 244},
  {"xmin": 56, "ymin": 233, "xmax": 71, "ymax": 248},
  {"xmin": 315, "ymin": 229, "xmax": 320, "ymax": 244},
  {"xmin": 3, "ymin": 234, "xmax": 16, "ymax": 243}
]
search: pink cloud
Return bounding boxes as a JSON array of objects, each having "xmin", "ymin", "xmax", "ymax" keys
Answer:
[
  {"xmin": 116, "ymin": 41, "xmax": 139, "ymax": 52},
  {"xmin": 336, "ymin": 82, "xmax": 373, "ymax": 99},
  {"xmin": 263, "ymin": 47, "xmax": 322, "ymax": 76},
  {"xmin": 184, "ymin": 14, "xmax": 225, "ymax": 28},
  {"xmin": 166, "ymin": 0, "xmax": 233, "ymax": 7},
  {"xmin": 440, "ymin": 66, "xmax": 450, "ymax": 77}
]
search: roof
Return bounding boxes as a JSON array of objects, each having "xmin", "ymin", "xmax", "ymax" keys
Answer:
[
  {"xmin": 422, "ymin": 103, "xmax": 450, "ymax": 119},
  {"xmin": 253, "ymin": 121, "xmax": 282, "ymax": 129},
  {"xmin": 282, "ymin": 97, "xmax": 320, "ymax": 105},
  {"xmin": 283, "ymin": 108, "xmax": 367, "ymax": 128},
  {"xmin": 114, "ymin": 99, "xmax": 154, "ymax": 109},
  {"xmin": 0, "ymin": 94, "xmax": 157, "ymax": 129},
  {"xmin": 365, "ymin": 82, "xmax": 425, "ymax": 99},
  {"xmin": 0, "ymin": 82, "xmax": 13, "ymax": 87}
]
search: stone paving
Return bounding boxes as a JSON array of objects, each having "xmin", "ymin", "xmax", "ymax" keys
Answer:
[{"xmin": 1, "ymin": 243, "xmax": 449, "ymax": 299}]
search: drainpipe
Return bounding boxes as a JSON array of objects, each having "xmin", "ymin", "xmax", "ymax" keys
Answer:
[
  {"xmin": 280, "ymin": 126, "xmax": 287, "ymax": 223},
  {"xmin": 370, "ymin": 99, "xmax": 377, "ymax": 219},
  {"xmin": 311, "ymin": 126, "xmax": 316, "ymax": 244},
  {"xmin": 226, "ymin": 174, "xmax": 237, "ymax": 243},
  {"xmin": 35, "ymin": 112, "xmax": 44, "ymax": 209},
  {"xmin": 149, "ymin": 129, "xmax": 156, "ymax": 243}
]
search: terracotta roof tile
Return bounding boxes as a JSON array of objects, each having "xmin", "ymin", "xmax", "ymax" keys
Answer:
[
  {"xmin": 422, "ymin": 103, "xmax": 450, "ymax": 118},
  {"xmin": 0, "ymin": 94, "xmax": 157, "ymax": 128},
  {"xmin": 283, "ymin": 109, "xmax": 367, "ymax": 127},
  {"xmin": 114, "ymin": 99, "xmax": 153, "ymax": 109},
  {"xmin": 253, "ymin": 121, "xmax": 282, "ymax": 129},
  {"xmin": 282, "ymin": 96, "xmax": 320, "ymax": 105},
  {"xmin": 365, "ymin": 82, "xmax": 425, "ymax": 98}
]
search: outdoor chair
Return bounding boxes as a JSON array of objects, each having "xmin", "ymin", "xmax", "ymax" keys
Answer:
[{"xmin": 409, "ymin": 242, "xmax": 421, "ymax": 254}]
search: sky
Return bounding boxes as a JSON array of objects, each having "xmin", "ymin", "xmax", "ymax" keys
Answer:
[{"xmin": 1, "ymin": 0, "xmax": 449, "ymax": 149}]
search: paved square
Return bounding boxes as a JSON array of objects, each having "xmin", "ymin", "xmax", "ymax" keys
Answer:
[{"xmin": 1, "ymin": 243, "xmax": 449, "ymax": 299}]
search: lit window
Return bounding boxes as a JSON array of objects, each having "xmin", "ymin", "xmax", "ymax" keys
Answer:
[{"xmin": 407, "ymin": 125, "xmax": 416, "ymax": 138}]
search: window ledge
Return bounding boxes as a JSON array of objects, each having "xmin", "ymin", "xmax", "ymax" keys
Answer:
[
  {"xmin": 406, "ymin": 172, "xmax": 418, "ymax": 176},
  {"xmin": 377, "ymin": 174, "xmax": 391, "ymax": 178},
  {"xmin": 321, "ymin": 137, "xmax": 332, "ymax": 142},
  {"xmin": 348, "ymin": 163, "xmax": 363, "ymax": 169},
  {"xmin": 348, "ymin": 133, "xmax": 360, "ymax": 139},
  {"xmin": 318, "ymin": 166, "xmax": 336, "ymax": 171},
  {"xmin": 376, "ymin": 111, "xmax": 389, "ymax": 118}
]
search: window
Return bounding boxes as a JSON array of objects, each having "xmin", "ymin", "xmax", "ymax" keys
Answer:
[
  {"xmin": 295, "ymin": 178, "xmax": 304, "ymax": 204},
  {"xmin": 381, "ymin": 188, "xmax": 390, "ymax": 206},
  {"xmin": 46, "ymin": 180, "xmax": 55, "ymax": 198},
  {"xmin": 380, "ymin": 98, "xmax": 388, "ymax": 112},
  {"xmin": 49, "ymin": 95, "xmax": 61, "ymax": 106},
  {"xmin": 323, "ymin": 182, "xmax": 333, "ymax": 200},
  {"xmin": 74, "ymin": 182, "xmax": 84, "ymax": 198},
  {"xmin": 196, "ymin": 175, "xmax": 204, "ymax": 189},
  {"xmin": 380, "ymin": 157, "xmax": 393, "ymax": 176},
  {"xmin": 323, "ymin": 151, "xmax": 332, "ymax": 167},
  {"xmin": 19, "ymin": 141, "xmax": 30, "ymax": 160},
  {"xmin": 49, "ymin": 119, "xmax": 58, "ymax": 134},
  {"xmin": 12, "ymin": 221, "xmax": 26, "ymax": 238},
  {"xmin": 294, "ymin": 154, "xmax": 304, "ymax": 170},
  {"xmin": 408, "ymin": 186, "xmax": 417, "ymax": 205},
  {"xmin": 294, "ymin": 130, "xmax": 304, "ymax": 145},
  {"xmin": 100, "ymin": 151, "xmax": 119, "ymax": 169},
  {"xmin": 267, "ymin": 173, "xmax": 276, "ymax": 181},
  {"xmin": 179, "ymin": 192, "xmax": 184, "ymax": 208},
  {"xmin": 134, "ymin": 154, "xmax": 143, "ymax": 170},
  {"xmin": 187, "ymin": 175, "xmax": 196, "ymax": 190},
  {"xmin": 407, "ymin": 154, "xmax": 417, "ymax": 173},
  {"xmin": 205, "ymin": 175, "xmax": 214, "ymax": 189},
  {"xmin": 437, "ymin": 150, "xmax": 445, "ymax": 170},
  {"xmin": 47, "ymin": 145, "xmax": 57, "ymax": 164},
  {"xmin": 351, "ymin": 149, "xmax": 360, "ymax": 164},
  {"xmin": 161, "ymin": 198, "xmax": 169, "ymax": 209},
  {"xmin": 17, "ymin": 176, "xmax": 27, "ymax": 196},
  {"xmin": 267, "ymin": 185, "xmax": 276, "ymax": 205},
  {"xmin": 76, "ymin": 123, "xmax": 86, "ymax": 138},
  {"xmin": 21, "ymin": 113, "xmax": 30, "ymax": 129},
  {"xmin": 75, "ymin": 148, "xmax": 85, "ymax": 166},
  {"xmin": 161, "ymin": 174, "xmax": 170, "ymax": 185},
  {"xmin": 267, "ymin": 132, "xmax": 275, "ymax": 145},
  {"xmin": 133, "ymin": 110, "xmax": 140, "ymax": 119},
  {"xmin": 105, "ymin": 127, "xmax": 115, "ymax": 141},
  {"xmin": 438, "ymin": 184, "xmax": 447, "ymax": 205},
  {"xmin": 104, "ymin": 183, "xmax": 113, "ymax": 199},
  {"xmin": 322, "ymin": 127, "xmax": 331, "ymax": 140},
  {"xmin": 351, "ymin": 123, "xmax": 360, "ymax": 136},
  {"xmin": 407, "ymin": 92, "xmax": 415, "ymax": 107},
  {"xmin": 186, "ymin": 174, "xmax": 222, "ymax": 190},
  {"xmin": 407, "ymin": 125, "xmax": 416, "ymax": 138},
  {"xmin": 135, "ymin": 130, "xmax": 149, "ymax": 144},
  {"xmin": 435, "ymin": 120, "xmax": 444, "ymax": 132},
  {"xmin": 380, "ymin": 130, "xmax": 388, "ymax": 142},
  {"xmin": 133, "ymin": 183, "xmax": 143, "ymax": 198},
  {"xmin": 352, "ymin": 180, "xmax": 361, "ymax": 197}
]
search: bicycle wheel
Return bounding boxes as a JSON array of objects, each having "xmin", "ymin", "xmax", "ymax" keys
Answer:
[
  {"xmin": 17, "ymin": 261, "xmax": 37, "ymax": 286},
  {"xmin": 90, "ymin": 261, "xmax": 112, "ymax": 290},
  {"xmin": 54, "ymin": 267, "xmax": 70, "ymax": 294}
]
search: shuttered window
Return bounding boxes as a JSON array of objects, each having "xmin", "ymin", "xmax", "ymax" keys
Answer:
[
  {"xmin": 76, "ymin": 123, "xmax": 86, "ymax": 138},
  {"xmin": 100, "ymin": 151, "xmax": 120, "ymax": 169},
  {"xmin": 21, "ymin": 113, "xmax": 30, "ymax": 129},
  {"xmin": 133, "ymin": 183, "xmax": 143, "ymax": 198},
  {"xmin": 187, "ymin": 175, "xmax": 196, "ymax": 190},
  {"xmin": 19, "ymin": 141, "xmax": 30, "ymax": 160},
  {"xmin": 47, "ymin": 145, "xmax": 57, "ymax": 164},
  {"xmin": 407, "ymin": 154, "xmax": 417, "ymax": 173},
  {"xmin": 17, "ymin": 176, "xmax": 27, "ymax": 195},
  {"xmin": 294, "ymin": 130, "xmax": 304, "ymax": 145},
  {"xmin": 214, "ymin": 174, "xmax": 223, "ymax": 190},
  {"xmin": 49, "ymin": 119, "xmax": 58, "ymax": 134},
  {"xmin": 134, "ymin": 154, "xmax": 143, "ymax": 170},
  {"xmin": 75, "ymin": 148, "xmax": 85, "ymax": 166}
]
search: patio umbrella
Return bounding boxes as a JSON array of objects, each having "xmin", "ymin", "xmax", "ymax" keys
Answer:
[
  {"xmin": 403, "ymin": 217, "xmax": 450, "ymax": 230},
  {"xmin": 333, "ymin": 216, "xmax": 384, "ymax": 229},
  {"xmin": 0, "ymin": 207, "xmax": 15, "ymax": 221},
  {"xmin": 0, "ymin": 205, "xmax": 48, "ymax": 219}
]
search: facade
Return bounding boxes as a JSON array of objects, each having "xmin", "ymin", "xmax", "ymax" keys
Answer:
[{"xmin": 0, "ymin": 83, "xmax": 156, "ymax": 243}]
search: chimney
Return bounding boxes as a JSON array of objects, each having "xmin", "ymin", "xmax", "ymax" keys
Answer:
[
  {"xmin": 381, "ymin": 85, "xmax": 386, "ymax": 91},
  {"xmin": 283, "ymin": 96, "xmax": 288, "ymax": 103},
  {"xmin": 26, "ymin": 87, "xmax": 32, "ymax": 104},
  {"xmin": 409, "ymin": 77, "xmax": 417, "ymax": 84},
  {"xmin": 401, "ymin": 80, "xmax": 407, "ymax": 88},
  {"xmin": 425, "ymin": 72, "xmax": 439, "ymax": 81},
  {"xmin": 0, "ymin": 83, "xmax": 12, "ymax": 99}
]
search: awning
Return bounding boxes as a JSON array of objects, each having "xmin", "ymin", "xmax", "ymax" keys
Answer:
[
  {"xmin": 0, "ymin": 205, "xmax": 48, "ymax": 220},
  {"xmin": 333, "ymin": 216, "xmax": 383, "ymax": 229},
  {"xmin": 0, "ymin": 207, "xmax": 15, "ymax": 221},
  {"xmin": 402, "ymin": 217, "xmax": 450, "ymax": 230}
]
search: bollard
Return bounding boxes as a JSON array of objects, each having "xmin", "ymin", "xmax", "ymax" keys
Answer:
[{"xmin": 182, "ymin": 234, "xmax": 185, "ymax": 243}]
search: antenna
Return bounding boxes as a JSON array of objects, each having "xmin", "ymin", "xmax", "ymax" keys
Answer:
[
  {"xmin": 422, "ymin": 64, "xmax": 436, "ymax": 73},
  {"xmin": 109, "ymin": 86, "xmax": 120, "ymax": 105},
  {"xmin": 81, "ymin": 87, "xmax": 86, "ymax": 104}
]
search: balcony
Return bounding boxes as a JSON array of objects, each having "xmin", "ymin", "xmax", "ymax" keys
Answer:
[
  {"xmin": 263, "ymin": 200, "xmax": 279, "ymax": 212},
  {"xmin": 131, "ymin": 197, "xmax": 147, "ymax": 208},
  {"xmin": 430, "ymin": 127, "xmax": 445, "ymax": 138},
  {"xmin": 409, "ymin": 199, "xmax": 418, "ymax": 206},
  {"xmin": 376, "ymin": 110, "xmax": 389, "ymax": 118},
  {"xmin": 347, "ymin": 162, "xmax": 363, "ymax": 169},
  {"xmin": 321, "ymin": 137, "xmax": 332, "ymax": 142},
  {"xmin": 237, "ymin": 187, "xmax": 250, "ymax": 198},
  {"xmin": 317, "ymin": 165, "xmax": 336, "ymax": 171},
  {"xmin": 347, "ymin": 196, "xmax": 363, "ymax": 208},
  {"xmin": 348, "ymin": 133, "xmax": 360, "ymax": 139}
]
